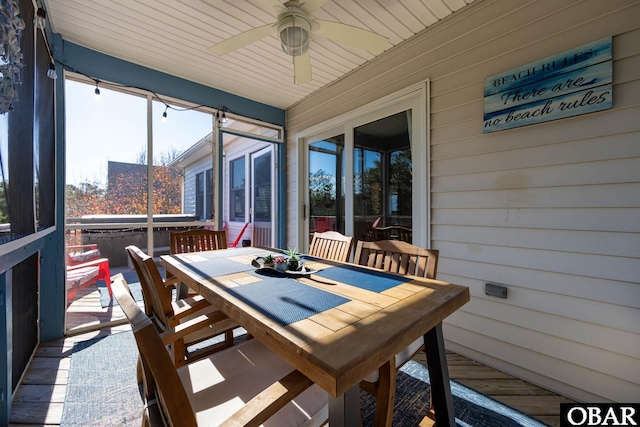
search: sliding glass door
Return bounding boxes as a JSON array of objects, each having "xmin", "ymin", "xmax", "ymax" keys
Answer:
[
  {"xmin": 353, "ymin": 111, "xmax": 413, "ymax": 240},
  {"xmin": 302, "ymin": 83, "xmax": 429, "ymax": 251}
]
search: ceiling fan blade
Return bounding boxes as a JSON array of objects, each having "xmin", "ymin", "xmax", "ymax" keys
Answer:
[
  {"xmin": 208, "ymin": 24, "xmax": 276, "ymax": 55},
  {"xmin": 313, "ymin": 20, "xmax": 388, "ymax": 55},
  {"xmin": 299, "ymin": 0, "xmax": 329, "ymax": 15},
  {"xmin": 293, "ymin": 52, "xmax": 312, "ymax": 84}
]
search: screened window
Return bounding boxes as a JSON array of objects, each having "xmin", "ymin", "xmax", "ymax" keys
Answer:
[
  {"xmin": 195, "ymin": 172, "xmax": 204, "ymax": 219},
  {"xmin": 230, "ymin": 157, "xmax": 245, "ymax": 221},
  {"xmin": 205, "ymin": 169, "xmax": 213, "ymax": 220}
]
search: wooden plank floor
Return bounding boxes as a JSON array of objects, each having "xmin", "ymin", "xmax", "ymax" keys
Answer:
[{"xmin": 10, "ymin": 286, "xmax": 574, "ymax": 426}]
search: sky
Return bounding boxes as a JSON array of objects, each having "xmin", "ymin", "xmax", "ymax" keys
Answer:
[{"xmin": 65, "ymin": 80, "xmax": 214, "ymax": 187}]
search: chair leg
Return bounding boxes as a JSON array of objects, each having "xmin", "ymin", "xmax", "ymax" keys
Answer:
[
  {"xmin": 225, "ymin": 329, "xmax": 234, "ymax": 346},
  {"xmin": 172, "ymin": 339, "xmax": 187, "ymax": 368},
  {"xmin": 373, "ymin": 360, "xmax": 396, "ymax": 427},
  {"xmin": 137, "ymin": 356, "xmax": 143, "ymax": 384}
]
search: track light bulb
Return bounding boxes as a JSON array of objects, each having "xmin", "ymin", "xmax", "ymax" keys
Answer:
[
  {"xmin": 47, "ymin": 62, "xmax": 57, "ymax": 79},
  {"xmin": 34, "ymin": 8, "xmax": 47, "ymax": 30}
]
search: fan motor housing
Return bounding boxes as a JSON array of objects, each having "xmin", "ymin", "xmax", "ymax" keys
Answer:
[{"xmin": 278, "ymin": 9, "xmax": 312, "ymax": 56}]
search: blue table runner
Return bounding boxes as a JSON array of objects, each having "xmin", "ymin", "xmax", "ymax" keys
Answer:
[
  {"xmin": 168, "ymin": 254, "xmax": 254, "ymax": 278},
  {"xmin": 313, "ymin": 264, "xmax": 412, "ymax": 293},
  {"xmin": 227, "ymin": 271, "xmax": 350, "ymax": 326}
]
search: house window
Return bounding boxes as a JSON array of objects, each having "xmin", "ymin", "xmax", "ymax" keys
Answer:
[
  {"xmin": 195, "ymin": 172, "xmax": 204, "ymax": 219},
  {"xmin": 205, "ymin": 168, "xmax": 213, "ymax": 220},
  {"xmin": 230, "ymin": 157, "xmax": 245, "ymax": 221},
  {"xmin": 195, "ymin": 169, "xmax": 214, "ymax": 220}
]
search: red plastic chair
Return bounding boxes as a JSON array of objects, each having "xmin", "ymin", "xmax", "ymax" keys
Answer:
[
  {"xmin": 66, "ymin": 244, "xmax": 102, "ymax": 266},
  {"xmin": 66, "ymin": 257, "xmax": 111, "ymax": 300},
  {"xmin": 314, "ymin": 217, "xmax": 334, "ymax": 232},
  {"xmin": 66, "ymin": 243, "xmax": 111, "ymax": 300}
]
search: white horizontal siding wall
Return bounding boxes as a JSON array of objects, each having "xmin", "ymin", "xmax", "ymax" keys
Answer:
[{"xmin": 286, "ymin": 0, "xmax": 640, "ymax": 402}]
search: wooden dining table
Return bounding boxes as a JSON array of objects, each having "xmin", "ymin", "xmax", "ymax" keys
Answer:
[{"xmin": 160, "ymin": 246, "xmax": 469, "ymax": 427}]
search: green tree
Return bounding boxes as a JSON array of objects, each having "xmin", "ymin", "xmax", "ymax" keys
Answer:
[
  {"xmin": 389, "ymin": 149, "xmax": 412, "ymax": 215},
  {"xmin": 309, "ymin": 169, "xmax": 335, "ymax": 216},
  {"xmin": 0, "ymin": 181, "xmax": 9, "ymax": 224}
]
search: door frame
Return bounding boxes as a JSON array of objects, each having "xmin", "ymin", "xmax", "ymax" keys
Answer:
[
  {"xmin": 219, "ymin": 127, "xmax": 283, "ymax": 248},
  {"xmin": 250, "ymin": 145, "xmax": 275, "ymax": 247},
  {"xmin": 297, "ymin": 81, "xmax": 430, "ymax": 251}
]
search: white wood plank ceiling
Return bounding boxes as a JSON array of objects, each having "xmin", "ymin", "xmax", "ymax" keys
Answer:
[{"xmin": 43, "ymin": 0, "xmax": 476, "ymax": 109}]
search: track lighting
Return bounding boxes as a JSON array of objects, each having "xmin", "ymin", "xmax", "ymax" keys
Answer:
[
  {"xmin": 216, "ymin": 107, "xmax": 227, "ymax": 124},
  {"xmin": 217, "ymin": 107, "xmax": 228, "ymax": 124},
  {"xmin": 47, "ymin": 62, "xmax": 57, "ymax": 79}
]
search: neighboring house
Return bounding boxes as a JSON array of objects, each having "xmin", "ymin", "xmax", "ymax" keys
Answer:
[{"xmin": 171, "ymin": 135, "xmax": 215, "ymax": 221}]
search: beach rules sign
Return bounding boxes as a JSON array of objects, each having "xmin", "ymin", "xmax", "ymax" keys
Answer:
[{"xmin": 483, "ymin": 37, "xmax": 612, "ymax": 133}]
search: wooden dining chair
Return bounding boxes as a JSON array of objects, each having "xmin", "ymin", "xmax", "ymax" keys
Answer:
[
  {"xmin": 169, "ymin": 228, "xmax": 237, "ymax": 342},
  {"xmin": 308, "ymin": 230, "xmax": 354, "ymax": 263},
  {"xmin": 354, "ymin": 239, "xmax": 439, "ymax": 427},
  {"xmin": 364, "ymin": 217, "xmax": 382, "ymax": 241},
  {"xmin": 170, "ymin": 228, "xmax": 228, "ymax": 298},
  {"xmin": 354, "ymin": 239, "xmax": 438, "ymax": 279},
  {"xmin": 111, "ymin": 274, "xmax": 329, "ymax": 427},
  {"xmin": 373, "ymin": 225, "xmax": 413, "ymax": 243},
  {"xmin": 126, "ymin": 245, "xmax": 238, "ymax": 367},
  {"xmin": 169, "ymin": 228, "xmax": 227, "ymax": 254}
]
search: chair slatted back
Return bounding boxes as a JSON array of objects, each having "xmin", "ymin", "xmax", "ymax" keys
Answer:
[
  {"xmin": 353, "ymin": 240, "xmax": 439, "ymax": 279},
  {"xmin": 309, "ymin": 231, "xmax": 354, "ymax": 263},
  {"xmin": 373, "ymin": 226, "xmax": 413, "ymax": 243},
  {"xmin": 170, "ymin": 229, "xmax": 227, "ymax": 255},
  {"xmin": 111, "ymin": 275, "xmax": 198, "ymax": 427},
  {"xmin": 126, "ymin": 245, "xmax": 173, "ymax": 331}
]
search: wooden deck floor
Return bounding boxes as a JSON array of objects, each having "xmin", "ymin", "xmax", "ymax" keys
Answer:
[{"xmin": 10, "ymin": 285, "xmax": 574, "ymax": 426}]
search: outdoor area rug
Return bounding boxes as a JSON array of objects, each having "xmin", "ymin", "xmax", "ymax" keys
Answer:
[
  {"xmin": 360, "ymin": 360, "xmax": 552, "ymax": 427},
  {"xmin": 61, "ymin": 330, "xmax": 550, "ymax": 427},
  {"xmin": 60, "ymin": 331, "xmax": 142, "ymax": 427}
]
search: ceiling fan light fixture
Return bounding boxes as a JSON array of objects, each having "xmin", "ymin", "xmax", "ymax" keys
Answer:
[{"xmin": 278, "ymin": 12, "xmax": 311, "ymax": 56}]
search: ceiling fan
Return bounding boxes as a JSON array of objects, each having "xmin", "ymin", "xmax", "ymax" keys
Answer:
[{"xmin": 208, "ymin": 0, "xmax": 389, "ymax": 84}]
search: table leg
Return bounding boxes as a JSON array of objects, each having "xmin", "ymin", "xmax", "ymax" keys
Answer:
[
  {"xmin": 328, "ymin": 385, "xmax": 360, "ymax": 427},
  {"xmin": 424, "ymin": 323, "xmax": 456, "ymax": 427}
]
